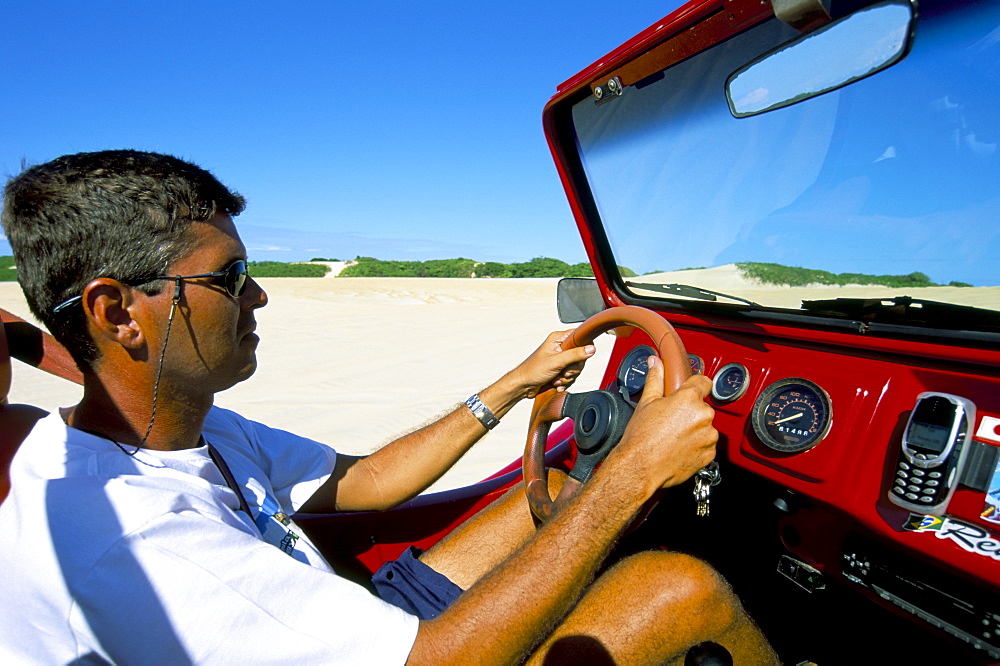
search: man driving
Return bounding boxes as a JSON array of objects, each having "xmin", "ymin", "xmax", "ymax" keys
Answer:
[{"xmin": 0, "ymin": 150, "xmax": 776, "ymax": 663}]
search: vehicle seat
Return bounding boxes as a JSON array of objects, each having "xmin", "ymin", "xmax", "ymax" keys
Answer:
[{"xmin": 0, "ymin": 319, "xmax": 47, "ymax": 504}]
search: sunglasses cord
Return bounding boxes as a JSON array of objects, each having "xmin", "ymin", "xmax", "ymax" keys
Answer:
[{"xmin": 115, "ymin": 278, "xmax": 181, "ymax": 457}]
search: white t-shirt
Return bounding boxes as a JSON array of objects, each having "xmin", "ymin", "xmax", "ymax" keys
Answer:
[{"xmin": 0, "ymin": 407, "xmax": 419, "ymax": 664}]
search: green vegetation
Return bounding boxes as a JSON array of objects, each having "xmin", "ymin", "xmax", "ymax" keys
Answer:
[
  {"xmin": 504, "ymin": 257, "xmax": 594, "ymax": 278},
  {"xmin": 309, "ymin": 257, "xmax": 340, "ymax": 262},
  {"xmin": 0, "ymin": 255, "xmax": 977, "ymax": 286},
  {"xmin": 0, "ymin": 256, "xmax": 598, "ymax": 281},
  {"xmin": 735, "ymin": 262, "xmax": 965, "ymax": 288},
  {"xmin": 339, "ymin": 257, "xmax": 477, "ymax": 278},
  {"xmin": 248, "ymin": 261, "xmax": 330, "ymax": 278},
  {"xmin": 0, "ymin": 256, "xmax": 16, "ymax": 281},
  {"xmin": 339, "ymin": 256, "xmax": 596, "ymax": 278}
]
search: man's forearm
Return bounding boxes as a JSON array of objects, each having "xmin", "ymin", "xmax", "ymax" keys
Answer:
[
  {"xmin": 303, "ymin": 330, "xmax": 594, "ymax": 513},
  {"xmin": 408, "ymin": 458, "xmax": 648, "ymax": 665},
  {"xmin": 407, "ymin": 370, "xmax": 719, "ymax": 664},
  {"xmin": 331, "ymin": 372, "xmax": 528, "ymax": 511}
]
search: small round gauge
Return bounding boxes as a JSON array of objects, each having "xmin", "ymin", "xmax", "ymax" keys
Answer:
[
  {"xmin": 751, "ymin": 378, "xmax": 832, "ymax": 453},
  {"xmin": 617, "ymin": 345, "xmax": 657, "ymax": 396},
  {"xmin": 711, "ymin": 362, "xmax": 750, "ymax": 403},
  {"xmin": 688, "ymin": 354, "xmax": 704, "ymax": 375}
]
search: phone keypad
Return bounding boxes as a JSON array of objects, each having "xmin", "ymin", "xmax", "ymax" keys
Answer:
[{"xmin": 891, "ymin": 459, "xmax": 945, "ymax": 505}]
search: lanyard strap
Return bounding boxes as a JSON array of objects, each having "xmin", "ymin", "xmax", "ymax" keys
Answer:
[{"xmin": 207, "ymin": 443, "xmax": 256, "ymax": 527}]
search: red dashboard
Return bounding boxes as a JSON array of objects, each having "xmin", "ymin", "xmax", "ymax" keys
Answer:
[{"xmin": 586, "ymin": 308, "xmax": 1000, "ymax": 658}]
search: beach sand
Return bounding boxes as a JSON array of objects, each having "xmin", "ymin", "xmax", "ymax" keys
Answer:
[
  {"xmin": 4, "ymin": 266, "xmax": 996, "ymax": 492},
  {"xmin": 1, "ymin": 277, "xmax": 613, "ymax": 493}
]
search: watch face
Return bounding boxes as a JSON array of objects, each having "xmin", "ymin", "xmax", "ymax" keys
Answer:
[{"xmin": 466, "ymin": 395, "xmax": 498, "ymax": 428}]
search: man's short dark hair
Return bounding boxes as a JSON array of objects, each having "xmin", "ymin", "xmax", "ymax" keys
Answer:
[{"xmin": 2, "ymin": 149, "xmax": 246, "ymax": 370}]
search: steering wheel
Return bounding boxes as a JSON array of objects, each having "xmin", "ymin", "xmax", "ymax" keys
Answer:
[{"xmin": 523, "ymin": 306, "xmax": 691, "ymax": 521}]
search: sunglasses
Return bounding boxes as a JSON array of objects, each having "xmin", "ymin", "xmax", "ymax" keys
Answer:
[{"xmin": 52, "ymin": 260, "xmax": 250, "ymax": 313}]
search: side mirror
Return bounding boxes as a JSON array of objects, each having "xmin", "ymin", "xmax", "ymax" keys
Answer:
[
  {"xmin": 726, "ymin": 0, "xmax": 915, "ymax": 117},
  {"xmin": 556, "ymin": 278, "xmax": 606, "ymax": 324}
]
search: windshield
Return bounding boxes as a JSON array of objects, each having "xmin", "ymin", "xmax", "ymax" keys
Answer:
[{"xmin": 571, "ymin": 0, "xmax": 999, "ymax": 337}]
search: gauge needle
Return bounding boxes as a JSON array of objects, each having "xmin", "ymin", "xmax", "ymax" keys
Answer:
[
  {"xmin": 633, "ymin": 369, "xmax": 646, "ymax": 375},
  {"xmin": 773, "ymin": 412, "xmax": 803, "ymax": 424}
]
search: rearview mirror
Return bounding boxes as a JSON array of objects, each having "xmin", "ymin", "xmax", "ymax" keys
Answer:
[
  {"xmin": 556, "ymin": 278, "xmax": 606, "ymax": 323},
  {"xmin": 726, "ymin": 0, "xmax": 915, "ymax": 117}
]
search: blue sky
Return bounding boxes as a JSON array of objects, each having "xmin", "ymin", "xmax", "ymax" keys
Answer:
[
  {"xmin": 1, "ymin": 1, "xmax": 678, "ymax": 264},
  {"xmin": 570, "ymin": 4, "xmax": 1000, "ymax": 287}
]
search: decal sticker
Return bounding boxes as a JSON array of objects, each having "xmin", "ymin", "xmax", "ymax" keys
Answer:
[
  {"xmin": 983, "ymin": 453, "xmax": 1000, "ymax": 525},
  {"xmin": 904, "ymin": 514, "xmax": 1000, "ymax": 561},
  {"xmin": 975, "ymin": 415, "xmax": 1000, "ymax": 445}
]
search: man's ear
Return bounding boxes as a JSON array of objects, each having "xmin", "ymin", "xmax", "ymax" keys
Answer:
[{"xmin": 81, "ymin": 279, "xmax": 145, "ymax": 350}]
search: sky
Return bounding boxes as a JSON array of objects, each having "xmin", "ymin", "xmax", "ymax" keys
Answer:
[{"xmin": 0, "ymin": 1, "xmax": 680, "ymax": 264}]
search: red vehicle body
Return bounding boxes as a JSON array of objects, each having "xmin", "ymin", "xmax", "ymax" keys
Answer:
[
  {"xmin": 533, "ymin": 0, "xmax": 1000, "ymax": 661},
  {"xmin": 2, "ymin": 0, "xmax": 998, "ymax": 662}
]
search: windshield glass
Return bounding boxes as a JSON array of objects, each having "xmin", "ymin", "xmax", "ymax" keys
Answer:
[{"xmin": 571, "ymin": 1, "xmax": 999, "ymax": 335}]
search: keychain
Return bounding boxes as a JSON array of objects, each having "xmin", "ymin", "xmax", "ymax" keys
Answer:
[{"xmin": 693, "ymin": 462, "xmax": 722, "ymax": 517}]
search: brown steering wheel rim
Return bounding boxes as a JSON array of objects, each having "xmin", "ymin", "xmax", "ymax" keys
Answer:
[{"xmin": 523, "ymin": 306, "xmax": 690, "ymax": 521}]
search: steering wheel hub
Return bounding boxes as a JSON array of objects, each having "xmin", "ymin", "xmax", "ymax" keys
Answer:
[{"xmin": 568, "ymin": 390, "xmax": 633, "ymax": 463}]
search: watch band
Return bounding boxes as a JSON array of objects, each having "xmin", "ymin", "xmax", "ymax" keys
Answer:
[{"xmin": 465, "ymin": 393, "xmax": 500, "ymax": 430}]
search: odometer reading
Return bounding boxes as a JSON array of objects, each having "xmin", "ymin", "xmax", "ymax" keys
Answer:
[{"xmin": 751, "ymin": 378, "xmax": 832, "ymax": 453}]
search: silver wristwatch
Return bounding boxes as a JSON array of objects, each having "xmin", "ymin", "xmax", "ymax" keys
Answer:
[{"xmin": 465, "ymin": 393, "xmax": 500, "ymax": 430}]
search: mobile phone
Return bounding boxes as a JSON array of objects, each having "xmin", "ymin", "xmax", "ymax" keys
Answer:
[{"xmin": 888, "ymin": 392, "xmax": 976, "ymax": 515}]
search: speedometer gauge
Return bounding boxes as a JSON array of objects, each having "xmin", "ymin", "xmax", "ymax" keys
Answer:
[{"xmin": 751, "ymin": 378, "xmax": 832, "ymax": 453}]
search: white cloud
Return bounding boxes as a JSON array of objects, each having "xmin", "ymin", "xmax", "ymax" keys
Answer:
[
  {"xmin": 247, "ymin": 245, "xmax": 291, "ymax": 252},
  {"xmin": 874, "ymin": 146, "xmax": 896, "ymax": 162}
]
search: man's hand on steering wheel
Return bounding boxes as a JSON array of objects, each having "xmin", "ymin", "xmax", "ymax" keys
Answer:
[
  {"xmin": 522, "ymin": 306, "xmax": 719, "ymax": 522},
  {"xmin": 507, "ymin": 330, "xmax": 597, "ymax": 399},
  {"xmin": 610, "ymin": 357, "xmax": 718, "ymax": 498}
]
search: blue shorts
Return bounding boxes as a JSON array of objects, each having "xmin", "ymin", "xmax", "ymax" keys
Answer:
[{"xmin": 371, "ymin": 546, "xmax": 464, "ymax": 620}]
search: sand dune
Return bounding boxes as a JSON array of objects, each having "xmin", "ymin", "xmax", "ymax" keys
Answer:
[
  {"xmin": 307, "ymin": 261, "xmax": 350, "ymax": 277},
  {"xmin": 631, "ymin": 264, "xmax": 999, "ymax": 310}
]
